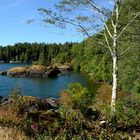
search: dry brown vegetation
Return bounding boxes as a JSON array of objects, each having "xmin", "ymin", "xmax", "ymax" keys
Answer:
[
  {"xmin": 0, "ymin": 107, "xmax": 21, "ymax": 126},
  {"xmin": 59, "ymin": 91, "xmax": 72, "ymax": 106},
  {"xmin": 7, "ymin": 67, "xmax": 29, "ymax": 73},
  {"xmin": 96, "ymin": 83, "xmax": 132, "ymax": 105},
  {"xmin": 0, "ymin": 126, "xmax": 29, "ymax": 140},
  {"xmin": 27, "ymin": 65, "xmax": 48, "ymax": 73},
  {"xmin": 7, "ymin": 65, "xmax": 49, "ymax": 75},
  {"xmin": 0, "ymin": 83, "xmax": 139, "ymax": 139}
]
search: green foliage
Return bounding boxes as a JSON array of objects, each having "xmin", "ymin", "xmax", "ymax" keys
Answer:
[
  {"xmin": 0, "ymin": 0, "xmax": 139, "ymax": 95},
  {"xmin": 115, "ymin": 94, "xmax": 140, "ymax": 127},
  {"xmin": 0, "ymin": 0, "xmax": 140, "ymax": 139},
  {"xmin": 20, "ymin": 112, "xmax": 33, "ymax": 135},
  {"xmin": 36, "ymin": 50, "xmax": 47, "ymax": 66},
  {"xmin": 10, "ymin": 97, "xmax": 26, "ymax": 115},
  {"xmin": 2, "ymin": 84, "xmax": 140, "ymax": 139},
  {"xmin": 53, "ymin": 52, "xmax": 69, "ymax": 64},
  {"xmin": 0, "ymin": 42, "xmax": 73, "ymax": 65},
  {"xmin": 10, "ymin": 89, "xmax": 24, "ymax": 114},
  {"xmin": 66, "ymin": 83, "xmax": 94, "ymax": 113}
]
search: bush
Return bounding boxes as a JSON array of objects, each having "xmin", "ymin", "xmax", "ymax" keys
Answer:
[
  {"xmin": 1, "ymin": 83, "xmax": 139, "ymax": 139},
  {"xmin": 61, "ymin": 83, "xmax": 95, "ymax": 114},
  {"xmin": 115, "ymin": 94, "xmax": 140, "ymax": 127}
]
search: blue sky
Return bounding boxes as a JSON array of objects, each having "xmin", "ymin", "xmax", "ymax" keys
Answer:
[{"xmin": 0, "ymin": 0, "xmax": 84, "ymax": 46}]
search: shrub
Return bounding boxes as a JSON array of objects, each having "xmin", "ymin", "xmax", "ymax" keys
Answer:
[
  {"xmin": 61, "ymin": 83, "xmax": 95, "ymax": 114},
  {"xmin": 115, "ymin": 94, "xmax": 140, "ymax": 127}
]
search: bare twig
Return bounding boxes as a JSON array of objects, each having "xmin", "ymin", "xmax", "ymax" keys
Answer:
[
  {"xmin": 105, "ymin": 24, "xmax": 113, "ymax": 39},
  {"xmin": 111, "ymin": 20, "xmax": 115, "ymax": 28},
  {"xmin": 86, "ymin": 0, "xmax": 105, "ymax": 16},
  {"xmin": 42, "ymin": 10, "xmax": 92, "ymax": 38},
  {"xmin": 118, "ymin": 11, "xmax": 140, "ymax": 39},
  {"xmin": 118, "ymin": 0, "xmax": 126, "ymax": 16},
  {"xmin": 104, "ymin": 31, "xmax": 113, "ymax": 56},
  {"xmin": 85, "ymin": 0, "xmax": 114, "ymax": 39},
  {"xmin": 119, "ymin": 46, "xmax": 131, "ymax": 56},
  {"xmin": 78, "ymin": 24, "xmax": 92, "ymax": 38}
]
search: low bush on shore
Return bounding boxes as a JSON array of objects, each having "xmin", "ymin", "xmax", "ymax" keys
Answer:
[{"xmin": 0, "ymin": 83, "xmax": 140, "ymax": 139}]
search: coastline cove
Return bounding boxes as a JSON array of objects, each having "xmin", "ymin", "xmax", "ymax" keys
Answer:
[{"xmin": 0, "ymin": 63, "xmax": 94, "ymax": 98}]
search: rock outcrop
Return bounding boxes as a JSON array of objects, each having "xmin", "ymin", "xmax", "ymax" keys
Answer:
[
  {"xmin": 7, "ymin": 67, "xmax": 29, "ymax": 77},
  {"xmin": 26, "ymin": 65, "xmax": 49, "ymax": 77},
  {"xmin": 0, "ymin": 65, "xmax": 71, "ymax": 78},
  {"xmin": 0, "ymin": 71, "xmax": 7, "ymax": 75}
]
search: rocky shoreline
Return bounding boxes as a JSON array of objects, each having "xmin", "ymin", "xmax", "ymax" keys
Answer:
[
  {"xmin": 0, "ymin": 65, "xmax": 71, "ymax": 78},
  {"xmin": 0, "ymin": 95, "xmax": 59, "ymax": 114}
]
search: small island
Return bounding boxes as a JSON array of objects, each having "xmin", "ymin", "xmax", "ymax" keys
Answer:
[{"xmin": 0, "ymin": 64, "xmax": 71, "ymax": 78}]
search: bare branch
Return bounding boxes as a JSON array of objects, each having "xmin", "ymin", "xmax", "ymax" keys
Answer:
[
  {"xmin": 119, "ymin": 46, "xmax": 131, "ymax": 56},
  {"xmin": 118, "ymin": 11, "xmax": 140, "ymax": 39},
  {"xmin": 99, "ymin": 41, "xmax": 109, "ymax": 48},
  {"xmin": 96, "ymin": 32, "xmax": 104, "ymax": 36},
  {"xmin": 111, "ymin": 20, "xmax": 115, "ymax": 28},
  {"xmin": 41, "ymin": 9, "xmax": 92, "ymax": 38},
  {"xmin": 104, "ymin": 31, "xmax": 113, "ymax": 56},
  {"xmin": 89, "ymin": 7, "xmax": 113, "ymax": 39},
  {"xmin": 118, "ymin": 0, "xmax": 126, "ymax": 16},
  {"xmin": 85, "ymin": 0, "xmax": 113, "ymax": 39},
  {"xmin": 99, "ymin": 41, "xmax": 108, "ymax": 47},
  {"xmin": 105, "ymin": 24, "xmax": 113, "ymax": 39},
  {"xmin": 86, "ymin": 0, "xmax": 106, "ymax": 17},
  {"xmin": 107, "ymin": 0, "xmax": 114, "ymax": 6},
  {"xmin": 78, "ymin": 24, "xmax": 92, "ymax": 38},
  {"xmin": 98, "ymin": 40, "xmax": 113, "ymax": 57}
]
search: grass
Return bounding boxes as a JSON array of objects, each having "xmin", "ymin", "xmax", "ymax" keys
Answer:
[
  {"xmin": 7, "ymin": 67, "xmax": 29, "ymax": 73},
  {"xmin": 21, "ymin": 96, "xmax": 37, "ymax": 103},
  {"xmin": 7, "ymin": 65, "xmax": 49, "ymax": 75},
  {"xmin": 28, "ymin": 65, "xmax": 49, "ymax": 72},
  {"xmin": 0, "ymin": 126, "xmax": 29, "ymax": 140},
  {"xmin": 0, "ymin": 83, "xmax": 139, "ymax": 139},
  {"xmin": 0, "ymin": 107, "xmax": 21, "ymax": 127}
]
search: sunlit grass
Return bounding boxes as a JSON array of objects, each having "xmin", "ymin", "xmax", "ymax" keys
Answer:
[
  {"xmin": 0, "ymin": 126, "xmax": 29, "ymax": 140},
  {"xmin": 0, "ymin": 107, "xmax": 21, "ymax": 127},
  {"xmin": 7, "ymin": 67, "xmax": 29, "ymax": 73}
]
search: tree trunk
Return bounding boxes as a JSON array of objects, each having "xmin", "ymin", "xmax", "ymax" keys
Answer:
[
  {"xmin": 111, "ymin": 0, "xmax": 119, "ymax": 117},
  {"xmin": 111, "ymin": 41, "xmax": 118, "ymax": 114}
]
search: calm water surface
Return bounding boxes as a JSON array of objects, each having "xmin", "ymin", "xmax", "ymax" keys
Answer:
[{"xmin": 0, "ymin": 64, "xmax": 93, "ymax": 98}]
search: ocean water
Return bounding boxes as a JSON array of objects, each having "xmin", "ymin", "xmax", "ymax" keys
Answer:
[{"xmin": 0, "ymin": 64, "xmax": 93, "ymax": 98}]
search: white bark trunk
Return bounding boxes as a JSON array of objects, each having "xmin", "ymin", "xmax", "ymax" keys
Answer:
[
  {"xmin": 111, "ymin": 41, "xmax": 118, "ymax": 113},
  {"xmin": 111, "ymin": 0, "xmax": 119, "ymax": 115}
]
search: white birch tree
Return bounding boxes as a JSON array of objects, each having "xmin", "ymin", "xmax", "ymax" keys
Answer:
[{"xmin": 37, "ymin": 0, "xmax": 140, "ymax": 116}]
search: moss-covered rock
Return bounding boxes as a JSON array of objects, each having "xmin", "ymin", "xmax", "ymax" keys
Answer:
[
  {"xmin": 4, "ymin": 64, "xmax": 72, "ymax": 78},
  {"xmin": 27, "ymin": 65, "xmax": 49, "ymax": 77},
  {"xmin": 7, "ymin": 67, "xmax": 29, "ymax": 77}
]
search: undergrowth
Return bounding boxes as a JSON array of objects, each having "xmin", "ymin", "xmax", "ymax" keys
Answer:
[{"xmin": 0, "ymin": 83, "xmax": 139, "ymax": 139}]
